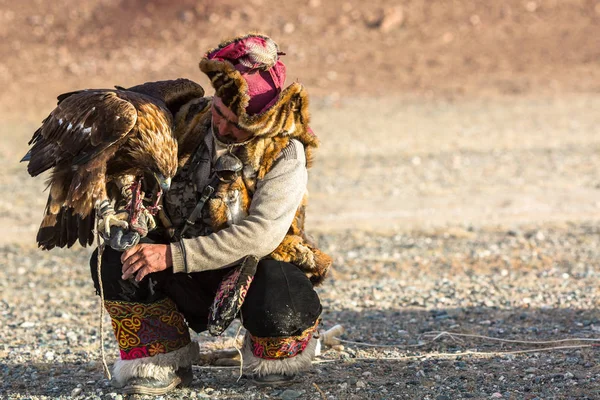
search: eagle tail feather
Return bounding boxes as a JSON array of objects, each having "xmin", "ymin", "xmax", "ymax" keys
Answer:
[
  {"xmin": 79, "ymin": 212, "xmax": 95, "ymax": 247},
  {"xmin": 37, "ymin": 213, "xmax": 58, "ymax": 250},
  {"xmin": 62, "ymin": 209, "xmax": 75, "ymax": 248},
  {"xmin": 37, "ymin": 206, "xmax": 95, "ymax": 250}
]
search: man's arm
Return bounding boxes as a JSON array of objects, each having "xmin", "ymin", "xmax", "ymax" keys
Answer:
[{"xmin": 170, "ymin": 139, "xmax": 308, "ymax": 273}]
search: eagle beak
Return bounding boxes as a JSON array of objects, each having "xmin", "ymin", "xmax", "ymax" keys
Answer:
[
  {"xmin": 154, "ymin": 174, "xmax": 171, "ymax": 192},
  {"xmin": 20, "ymin": 151, "xmax": 32, "ymax": 162}
]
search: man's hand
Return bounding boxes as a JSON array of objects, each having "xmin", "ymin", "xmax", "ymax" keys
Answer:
[{"xmin": 121, "ymin": 244, "xmax": 173, "ymax": 282}]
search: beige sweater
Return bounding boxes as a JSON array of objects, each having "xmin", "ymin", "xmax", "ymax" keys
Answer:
[{"xmin": 170, "ymin": 139, "xmax": 308, "ymax": 273}]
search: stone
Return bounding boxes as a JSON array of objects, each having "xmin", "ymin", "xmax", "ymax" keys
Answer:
[
  {"xmin": 280, "ymin": 389, "xmax": 304, "ymax": 400},
  {"xmin": 564, "ymin": 372, "xmax": 574, "ymax": 379}
]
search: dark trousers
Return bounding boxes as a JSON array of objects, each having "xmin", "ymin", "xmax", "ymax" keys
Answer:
[{"xmin": 90, "ymin": 243, "xmax": 322, "ymax": 337}]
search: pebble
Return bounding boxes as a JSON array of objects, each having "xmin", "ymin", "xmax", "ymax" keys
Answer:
[
  {"xmin": 280, "ymin": 389, "xmax": 304, "ymax": 400},
  {"xmin": 4, "ymin": 215, "xmax": 600, "ymax": 399}
]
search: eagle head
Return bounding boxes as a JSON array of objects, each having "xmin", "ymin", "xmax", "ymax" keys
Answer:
[{"xmin": 127, "ymin": 128, "xmax": 178, "ymax": 192}]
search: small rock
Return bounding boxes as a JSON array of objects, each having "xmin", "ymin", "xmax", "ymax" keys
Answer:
[
  {"xmin": 178, "ymin": 10, "xmax": 194, "ymax": 23},
  {"xmin": 491, "ymin": 393, "xmax": 503, "ymax": 399},
  {"xmin": 356, "ymin": 380, "xmax": 366, "ymax": 388},
  {"xmin": 20, "ymin": 321, "xmax": 35, "ymax": 328},
  {"xmin": 535, "ymin": 231, "xmax": 545, "ymax": 241},
  {"xmin": 339, "ymin": 351, "xmax": 351, "ymax": 359},
  {"xmin": 280, "ymin": 389, "xmax": 304, "ymax": 400},
  {"xmin": 71, "ymin": 387, "xmax": 82, "ymax": 396},
  {"xmin": 44, "ymin": 351, "xmax": 55, "ymax": 360},
  {"xmin": 283, "ymin": 23, "xmax": 295, "ymax": 34},
  {"xmin": 525, "ymin": 1, "xmax": 538, "ymax": 12},
  {"xmin": 378, "ymin": 6, "xmax": 404, "ymax": 32}
]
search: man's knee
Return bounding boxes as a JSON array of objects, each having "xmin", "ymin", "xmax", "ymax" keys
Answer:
[
  {"xmin": 90, "ymin": 246, "xmax": 125, "ymax": 293},
  {"xmin": 90, "ymin": 246, "xmax": 150, "ymax": 301},
  {"xmin": 242, "ymin": 259, "xmax": 322, "ymax": 337}
]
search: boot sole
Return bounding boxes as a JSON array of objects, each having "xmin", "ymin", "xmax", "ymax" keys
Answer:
[
  {"xmin": 122, "ymin": 376, "xmax": 183, "ymax": 395},
  {"xmin": 251, "ymin": 376, "xmax": 297, "ymax": 387}
]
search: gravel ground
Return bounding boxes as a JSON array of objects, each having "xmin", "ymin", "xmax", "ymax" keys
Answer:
[
  {"xmin": 2, "ymin": 225, "xmax": 600, "ymax": 399},
  {"xmin": 2, "ymin": 95, "xmax": 600, "ymax": 399}
]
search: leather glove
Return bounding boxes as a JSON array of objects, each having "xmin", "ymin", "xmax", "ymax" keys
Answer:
[{"xmin": 104, "ymin": 225, "xmax": 141, "ymax": 252}]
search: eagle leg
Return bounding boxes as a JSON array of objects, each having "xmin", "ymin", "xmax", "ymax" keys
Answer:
[{"xmin": 97, "ymin": 199, "xmax": 129, "ymax": 238}]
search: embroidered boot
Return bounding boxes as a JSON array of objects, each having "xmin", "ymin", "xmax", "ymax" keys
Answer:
[
  {"xmin": 242, "ymin": 322, "xmax": 319, "ymax": 386},
  {"xmin": 104, "ymin": 297, "xmax": 199, "ymax": 395}
]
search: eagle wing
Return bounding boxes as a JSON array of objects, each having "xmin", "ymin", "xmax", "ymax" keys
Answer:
[
  {"xmin": 25, "ymin": 90, "xmax": 138, "ymax": 177},
  {"xmin": 24, "ymin": 80, "xmax": 205, "ymax": 250},
  {"xmin": 24, "ymin": 90, "xmax": 141, "ymax": 250}
]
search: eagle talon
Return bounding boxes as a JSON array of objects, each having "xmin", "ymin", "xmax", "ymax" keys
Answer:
[
  {"xmin": 97, "ymin": 200, "xmax": 129, "ymax": 238},
  {"xmin": 103, "ymin": 215, "xmax": 129, "ymax": 238},
  {"xmin": 142, "ymin": 208, "xmax": 157, "ymax": 231}
]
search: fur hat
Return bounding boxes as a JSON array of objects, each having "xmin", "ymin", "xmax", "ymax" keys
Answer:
[
  {"xmin": 204, "ymin": 34, "xmax": 285, "ymax": 115},
  {"xmin": 199, "ymin": 33, "xmax": 316, "ymax": 142}
]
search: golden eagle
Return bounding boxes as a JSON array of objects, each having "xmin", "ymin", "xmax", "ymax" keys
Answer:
[{"xmin": 22, "ymin": 79, "xmax": 204, "ymax": 250}]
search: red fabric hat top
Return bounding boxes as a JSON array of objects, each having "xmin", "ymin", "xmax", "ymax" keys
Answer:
[{"xmin": 206, "ymin": 35, "xmax": 286, "ymax": 115}]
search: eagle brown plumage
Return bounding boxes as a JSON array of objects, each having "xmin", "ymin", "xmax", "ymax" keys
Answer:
[{"xmin": 22, "ymin": 78, "xmax": 205, "ymax": 250}]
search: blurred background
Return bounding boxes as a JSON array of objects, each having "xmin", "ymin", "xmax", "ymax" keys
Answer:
[
  {"xmin": 3, "ymin": 0, "xmax": 600, "ymax": 240},
  {"xmin": 1, "ymin": 0, "xmax": 600, "ymax": 239},
  {"xmin": 0, "ymin": 0, "xmax": 599, "ymax": 109}
]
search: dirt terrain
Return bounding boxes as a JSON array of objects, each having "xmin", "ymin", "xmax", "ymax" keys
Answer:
[{"xmin": 2, "ymin": 1, "xmax": 600, "ymax": 399}]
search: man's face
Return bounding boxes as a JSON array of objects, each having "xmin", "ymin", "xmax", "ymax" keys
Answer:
[{"xmin": 211, "ymin": 97, "xmax": 254, "ymax": 143}]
